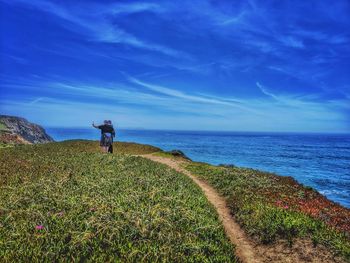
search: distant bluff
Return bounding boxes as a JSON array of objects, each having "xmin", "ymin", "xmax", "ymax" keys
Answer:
[{"xmin": 0, "ymin": 115, "xmax": 54, "ymax": 144}]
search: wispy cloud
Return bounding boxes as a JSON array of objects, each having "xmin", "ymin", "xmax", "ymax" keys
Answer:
[
  {"xmin": 5, "ymin": 0, "xmax": 184, "ymax": 57},
  {"xmin": 256, "ymin": 82, "xmax": 280, "ymax": 101},
  {"xmin": 127, "ymin": 76, "xmax": 257, "ymax": 113},
  {"xmin": 28, "ymin": 97, "xmax": 44, "ymax": 105},
  {"xmin": 129, "ymin": 76, "xmax": 228, "ymax": 104},
  {"xmin": 215, "ymin": 10, "xmax": 247, "ymax": 26},
  {"xmin": 104, "ymin": 2, "xmax": 163, "ymax": 15},
  {"xmin": 1, "ymin": 54, "xmax": 28, "ymax": 64},
  {"xmin": 279, "ymin": 36, "xmax": 304, "ymax": 49},
  {"xmin": 256, "ymin": 81, "xmax": 312, "ymax": 108},
  {"xmin": 255, "ymin": 81, "xmax": 350, "ymax": 119},
  {"xmin": 1, "ymin": 0, "xmax": 349, "ymax": 132},
  {"xmin": 1, "ymin": 75, "xmax": 348, "ymax": 131}
]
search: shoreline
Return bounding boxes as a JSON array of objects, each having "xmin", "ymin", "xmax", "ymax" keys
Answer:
[{"xmin": 152, "ymin": 146, "xmax": 350, "ymax": 233}]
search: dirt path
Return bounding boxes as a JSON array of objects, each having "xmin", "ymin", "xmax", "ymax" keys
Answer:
[
  {"xmin": 142, "ymin": 154, "xmax": 261, "ymax": 263},
  {"xmin": 140, "ymin": 154, "xmax": 344, "ymax": 263}
]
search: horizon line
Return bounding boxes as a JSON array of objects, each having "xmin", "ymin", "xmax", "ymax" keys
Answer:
[{"xmin": 45, "ymin": 126, "xmax": 350, "ymax": 135}]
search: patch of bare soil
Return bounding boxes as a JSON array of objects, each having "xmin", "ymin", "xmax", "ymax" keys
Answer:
[{"xmin": 0, "ymin": 132, "xmax": 31, "ymax": 144}]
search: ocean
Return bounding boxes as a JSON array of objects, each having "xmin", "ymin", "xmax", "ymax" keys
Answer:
[{"xmin": 46, "ymin": 127, "xmax": 350, "ymax": 208}]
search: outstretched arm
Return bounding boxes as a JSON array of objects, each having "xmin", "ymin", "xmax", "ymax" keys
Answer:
[{"xmin": 92, "ymin": 122, "xmax": 99, "ymax": 128}]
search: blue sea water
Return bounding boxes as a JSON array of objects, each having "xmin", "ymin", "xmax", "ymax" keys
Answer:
[{"xmin": 46, "ymin": 127, "xmax": 350, "ymax": 208}]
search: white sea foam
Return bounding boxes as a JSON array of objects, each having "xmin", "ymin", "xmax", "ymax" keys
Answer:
[{"xmin": 320, "ymin": 189, "xmax": 349, "ymax": 196}]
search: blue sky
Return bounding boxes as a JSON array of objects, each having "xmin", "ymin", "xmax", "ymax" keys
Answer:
[{"xmin": 0, "ymin": 0, "xmax": 349, "ymax": 132}]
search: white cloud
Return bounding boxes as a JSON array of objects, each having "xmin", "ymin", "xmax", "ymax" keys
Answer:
[
  {"xmin": 28, "ymin": 97, "xmax": 44, "ymax": 105},
  {"xmin": 256, "ymin": 82, "xmax": 280, "ymax": 101},
  {"xmin": 106, "ymin": 2, "xmax": 163, "ymax": 15},
  {"xmin": 2, "ymin": 76, "xmax": 348, "ymax": 132},
  {"xmin": 6, "ymin": 0, "xmax": 184, "ymax": 57},
  {"xmin": 279, "ymin": 36, "xmax": 304, "ymax": 49},
  {"xmin": 127, "ymin": 76, "xmax": 257, "ymax": 114}
]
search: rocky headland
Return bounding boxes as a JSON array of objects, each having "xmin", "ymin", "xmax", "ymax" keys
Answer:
[{"xmin": 0, "ymin": 115, "xmax": 54, "ymax": 144}]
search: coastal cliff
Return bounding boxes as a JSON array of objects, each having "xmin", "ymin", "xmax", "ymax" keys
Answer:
[{"xmin": 0, "ymin": 115, "xmax": 54, "ymax": 144}]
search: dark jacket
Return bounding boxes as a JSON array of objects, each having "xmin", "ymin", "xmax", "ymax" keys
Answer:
[{"xmin": 97, "ymin": 124, "xmax": 115, "ymax": 137}]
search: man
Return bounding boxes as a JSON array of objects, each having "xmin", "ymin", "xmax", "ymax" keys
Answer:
[{"xmin": 92, "ymin": 120, "xmax": 115, "ymax": 153}]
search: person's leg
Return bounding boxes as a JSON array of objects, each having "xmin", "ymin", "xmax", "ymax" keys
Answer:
[
  {"xmin": 100, "ymin": 135, "xmax": 105, "ymax": 153},
  {"xmin": 108, "ymin": 144, "xmax": 113, "ymax": 153}
]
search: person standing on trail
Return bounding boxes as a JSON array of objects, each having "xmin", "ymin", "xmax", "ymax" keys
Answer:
[{"xmin": 92, "ymin": 120, "xmax": 115, "ymax": 153}]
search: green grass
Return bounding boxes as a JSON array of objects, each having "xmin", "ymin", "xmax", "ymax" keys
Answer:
[
  {"xmin": 51, "ymin": 140, "xmax": 163, "ymax": 155},
  {"xmin": 0, "ymin": 141, "xmax": 236, "ymax": 262},
  {"xmin": 184, "ymin": 162, "xmax": 350, "ymax": 261},
  {"xmin": 0, "ymin": 122, "xmax": 7, "ymax": 132},
  {"xmin": 0, "ymin": 143, "xmax": 13, "ymax": 149}
]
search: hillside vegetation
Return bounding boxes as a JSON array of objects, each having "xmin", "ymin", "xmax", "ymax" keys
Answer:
[
  {"xmin": 0, "ymin": 141, "xmax": 236, "ymax": 262},
  {"xmin": 185, "ymin": 162, "xmax": 350, "ymax": 261},
  {"xmin": 1, "ymin": 139, "xmax": 349, "ymax": 262}
]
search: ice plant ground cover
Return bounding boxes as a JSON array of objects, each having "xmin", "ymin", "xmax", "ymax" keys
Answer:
[
  {"xmin": 1, "ymin": 139, "xmax": 350, "ymax": 261},
  {"xmin": 184, "ymin": 162, "xmax": 350, "ymax": 261},
  {"xmin": 0, "ymin": 141, "xmax": 236, "ymax": 262}
]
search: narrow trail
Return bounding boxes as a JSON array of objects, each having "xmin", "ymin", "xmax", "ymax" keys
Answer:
[
  {"xmin": 141, "ymin": 154, "xmax": 261, "ymax": 263},
  {"xmin": 140, "ymin": 154, "xmax": 345, "ymax": 263}
]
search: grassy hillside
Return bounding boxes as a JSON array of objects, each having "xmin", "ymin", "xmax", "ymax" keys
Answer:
[
  {"xmin": 0, "ymin": 121, "xmax": 7, "ymax": 132},
  {"xmin": 0, "ymin": 141, "xmax": 236, "ymax": 262},
  {"xmin": 185, "ymin": 162, "xmax": 350, "ymax": 260}
]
